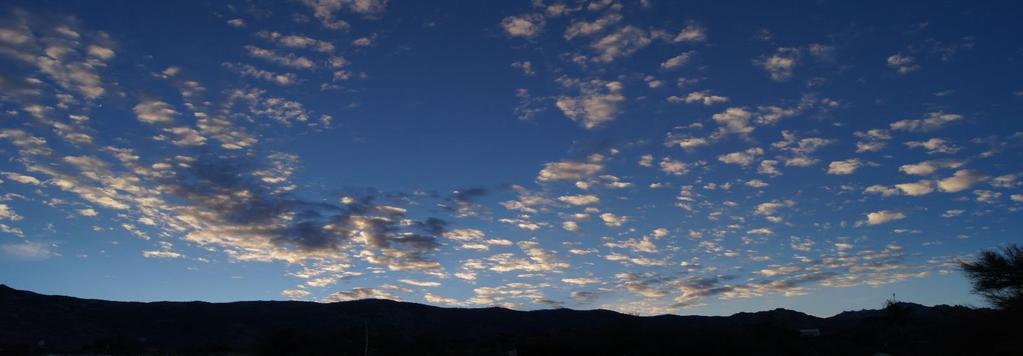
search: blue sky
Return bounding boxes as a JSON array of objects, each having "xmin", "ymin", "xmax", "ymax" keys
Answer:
[{"xmin": 0, "ymin": 0, "xmax": 1021, "ymax": 317}]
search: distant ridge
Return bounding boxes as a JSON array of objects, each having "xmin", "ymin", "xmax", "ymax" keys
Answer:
[{"xmin": 0, "ymin": 284, "xmax": 1016, "ymax": 355}]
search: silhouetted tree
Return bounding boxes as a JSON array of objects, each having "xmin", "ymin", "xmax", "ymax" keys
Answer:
[
  {"xmin": 883, "ymin": 294, "xmax": 910, "ymax": 326},
  {"xmin": 960, "ymin": 244, "xmax": 1023, "ymax": 311}
]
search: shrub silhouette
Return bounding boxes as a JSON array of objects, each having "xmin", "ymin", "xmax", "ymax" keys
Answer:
[{"xmin": 960, "ymin": 244, "xmax": 1023, "ymax": 311}]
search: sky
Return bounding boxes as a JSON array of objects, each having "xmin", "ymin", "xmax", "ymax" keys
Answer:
[{"xmin": 0, "ymin": 0, "xmax": 1021, "ymax": 317}]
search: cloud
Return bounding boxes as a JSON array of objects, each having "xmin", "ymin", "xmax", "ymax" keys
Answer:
[
  {"xmin": 2, "ymin": 172, "xmax": 41, "ymax": 185},
  {"xmin": 555, "ymin": 79, "xmax": 625, "ymax": 129},
  {"xmin": 558, "ymin": 194, "xmax": 600, "ymax": 205},
  {"xmin": 659, "ymin": 157, "xmax": 689, "ymax": 175},
  {"xmin": 600, "ymin": 212, "xmax": 628, "ymax": 227},
  {"xmin": 673, "ymin": 23, "xmax": 706, "ymax": 42},
  {"xmin": 668, "ymin": 90, "xmax": 728, "ymax": 105},
  {"xmin": 562, "ymin": 277, "xmax": 601, "ymax": 285},
  {"xmin": 244, "ymin": 46, "xmax": 316, "ymax": 69},
  {"xmin": 758, "ymin": 160, "xmax": 781, "ymax": 176},
  {"xmin": 854, "ymin": 129, "xmax": 891, "ymax": 152},
  {"xmin": 398, "ymin": 279, "xmax": 441, "ymax": 287},
  {"xmin": 937, "ymin": 169, "xmax": 984, "ymax": 192},
  {"xmin": 133, "ymin": 100, "xmax": 178, "ymax": 124},
  {"xmin": 1, "ymin": 241, "xmax": 57, "ymax": 260},
  {"xmin": 510, "ymin": 61, "xmax": 535, "ymax": 76},
  {"xmin": 755, "ymin": 47, "xmax": 800, "ymax": 81},
  {"xmin": 660, "ymin": 51, "xmax": 693, "ymax": 70},
  {"xmin": 890, "ymin": 112, "xmax": 962, "ymax": 132},
  {"xmin": 256, "ymin": 31, "xmax": 335, "ymax": 53},
  {"xmin": 0, "ymin": 204, "xmax": 22, "ymax": 221},
  {"xmin": 562, "ymin": 221, "xmax": 580, "ymax": 232},
  {"xmin": 886, "ymin": 53, "xmax": 919, "ymax": 74},
  {"xmin": 487, "ymin": 241, "xmax": 569, "ymax": 273},
  {"xmin": 537, "ymin": 160, "xmax": 604, "ymax": 182},
  {"xmin": 711, "ymin": 107, "xmax": 754, "ymax": 136},
  {"xmin": 827, "ymin": 158, "xmax": 862, "ymax": 175},
  {"xmin": 895, "ymin": 180, "xmax": 935, "ymax": 196},
  {"xmin": 590, "ymin": 26, "xmax": 653, "ymax": 63},
  {"xmin": 772, "ymin": 131, "xmax": 831, "ymax": 166},
  {"xmin": 324, "ymin": 287, "xmax": 398, "ymax": 302},
  {"xmin": 866, "ymin": 210, "xmax": 906, "ymax": 225},
  {"xmin": 302, "ymin": 0, "xmax": 388, "ymax": 30},
  {"xmin": 222, "ymin": 62, "xmax": 299, "ymax": 86},
  {"xmin": 501, "ymin": 14, "xmax": 544, "ymax": 38},
  {"xmin": 718, "ymin": 147, "xmax": 763, "ymax": 167},
  {"xmin": 745, "ymin": 179, "xmax": 768, "ymax": 188},
  {"xmin": 899, "ymin": 160, "xmax": 963, "ymax": 175},
  {"xmin": 974, "ymin": 190, "xmax": 1001, "ymax": 203},
  {"xmin": 142, "ymin": 250, "xmax": 182, "ymax": 259},
  {"xmin": 564, "ymin": 13, "xmax": 621, "ymax": 39},
  {"xmin": 905, "ymin": 138, "xmax": 959, "ymax": 154}
]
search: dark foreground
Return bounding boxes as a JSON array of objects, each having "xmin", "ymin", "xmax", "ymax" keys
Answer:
[{"xmin": 0, "ymin": 285, "xmax": 1019, "ymax": 355}]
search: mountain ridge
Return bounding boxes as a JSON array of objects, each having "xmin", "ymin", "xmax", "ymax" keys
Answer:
[{"xmin": 0, "ymin": 284, "xmax": 1015, "ymax": 355}]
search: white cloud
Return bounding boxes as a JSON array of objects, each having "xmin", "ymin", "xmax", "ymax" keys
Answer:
[
  {"xmin": 301, "ymin": 0, "xmax": 388, "ymax": 30},
  {"xmin": 659, "ymin": 158, "xmax": 689, "ymax": 175},
  {"xmin": 399, "ymin": 279, "xmax": 441, "ymax": 287},
  {"xmin": 942, "ymin": 209, "xmax": 965, "ymax": 218},
  {"xmin": 827, "ymin": 158, "xmax": 862, "ymax": 175},
  {"xmin": 745, "ymin": 179, "xmax": 769, "ymax": 188},
  {"xmin": 854, "ymin": 129, "xmax": 891, "ymax": 152},
  {"xmin": 899, "ymin": 160, "xmax": 962, "ymax": 176},
  {"xmin": 673, "ymin": 23, "xmax": 706, "ymax": 42},
  {"xmin": 895, "ymin": 180, "xmax": 935, "ymax": 196},
  {"xmin": 562, "ymin": 277, "xmax": 601, "ymax": 285},
  {"xmin": 600, "ymin": 212, "xmax": 628, "ymax": 227},
  {"xmin": 669, "ymin": 90, "xmax": 728, "ymax": 105},
  {"xmin": 864, "ymin": 185, "xmax": 900, "ymax": 197},
  {"xmin": 905, "ymin": 138, "xmax": 959, "ymax": 154},
  {"xmin": 444, "ymin": 228, "xmax": 485, "ymax": 241},
  {"xmin": 562, "ymin": 221, "xmax": 581, "ymax": 232},
  {"xmin": 866, "ymin": 210, "xmax": 906, "ymax": 225},
  {"xmin": 537, "ymin": 160, "xmax": 603, "ymax": 182},
  {"xmin": 133, "ymin": 100, "xmax": 178, "ymax": 124},
  {"xmin": 974, "ymin": 190, "xmax": 1001, "ymax": 203},
  {"xmin": 555, "ymin": 80, "xmax": 625, "ymax": 129},
  {"xmin": 891, "ymin": 112, "xmax": 962, "ymax": 132},
  {"xmin": 0, "ymin": 204, "xmax": 22, "ymax": 221},
  {"xmin": 712, "ymin": 107, "xmax": 754, "ymax": 136},
  {"xmin": 502, "ymin": 14, "xmax": 544, "ymax": 38},
  {"xmin": 324, "ymin": 287, "xmax": 398, "ymax": 302},
  {"xmin": 758, "ymin": 160, "xmax": 781, "ymax": 176},
  {"xmin": 887, "ymin": 53, "xmax": 919, "ymax": 74},
  {"xmin": 222, "ymin": 62, "xmax": 298, "ymax": 86},
  {"xmin": 511, "ymin": 61, "xmax": 535, "ymax": 76},
  {"xmin": 142, "ymin": 250, "xmax": 182, "ymax": 259},
  {"xmin": 1, "ymin": 241, "xmax": 56, "ymax": 260},
  {"xmin": 559, "ymin": 194, "xmax": 600, "ymax": 206},
  {"xmin": 660, "ymin": 51, "xmax": 693, "ymax": 70},
  {"xmin": 755, "ymin": 47, "xmax": 800, "ymax": 81},
  {"xmin": 718, "ymin": 147, "xmax": 763, "ymax": 167},
  {"xmin": 244, "ymin": 46, "xmax": 316, "ymax": 69},
  {"xmin": 564, "ymin": 13, "xmax": 621, "ymax": 39},
  {"xmin": 590, "ymin": 26, "xmax": 653, "ymax": 63},
  {"xmin": 1, "ymin": 172, "xmax": 41, "ymax": 185},
  {"xmin": 937, "ymin": 170, "xmax": 984, "ymax": 193}
]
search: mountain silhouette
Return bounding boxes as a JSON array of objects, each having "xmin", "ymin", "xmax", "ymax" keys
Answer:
[{"xmin": 0, "ymin": 284, "xmax": 1017, "ymax": 355}]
